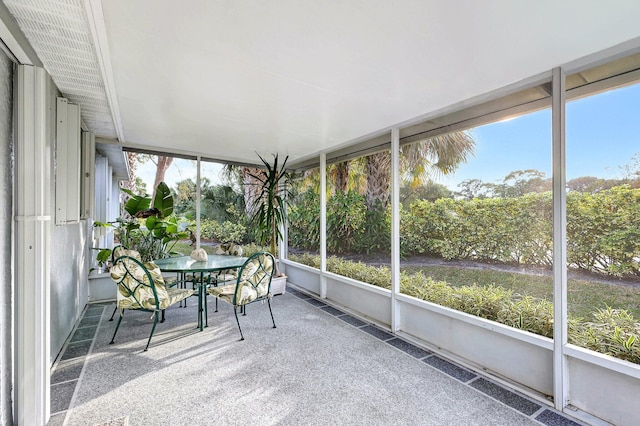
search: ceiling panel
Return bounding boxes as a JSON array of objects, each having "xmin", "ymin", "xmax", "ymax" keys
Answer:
[{"xmin": 5, "ymin": 0, "xmax": 640, "ymax": 165}]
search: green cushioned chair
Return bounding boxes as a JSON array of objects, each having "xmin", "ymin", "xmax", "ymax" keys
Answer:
[
  {"xmin": 107, "ymin": 246, "xmax": 178, "ymax": 321},
  {"xmin": 212, "ymin": 242, "xmax": 244, "ymax": 284},
  {"xmin": 109, "ymin": 254, "xmax": 194, "ymax": 351},
  {"xmin": 207, "ymin": 252, "xmax": 276, "ymax": 340}
]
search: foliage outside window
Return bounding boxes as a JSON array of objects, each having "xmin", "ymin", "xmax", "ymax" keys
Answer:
[
  {"xmin": 566, "ymin": 81, "xmax": 640, "ymax": 362},
  {"xmin": 397, "ymin": 114, "xmax": 555, "ymax": 338}
]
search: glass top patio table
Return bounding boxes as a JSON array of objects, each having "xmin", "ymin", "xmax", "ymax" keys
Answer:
[
  {"xmin": 153, "ymin": 255, "xmax": 247, "ymax": 330},
  {"xmin": 153, "ymin": 254, "xmax": 247, "ymax": 272}
]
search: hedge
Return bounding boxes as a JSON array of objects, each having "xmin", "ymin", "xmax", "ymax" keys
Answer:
[
  {"xmin": 287, "ymin": 253, "xmax": 640, "ymax": 364},
  {"xmin": 289, "ymin": 186, "xmax": 640, "ymax": 277},
  {"xmin": 200, "ymin": 219, "xmax": 247, "ymax": 243}
]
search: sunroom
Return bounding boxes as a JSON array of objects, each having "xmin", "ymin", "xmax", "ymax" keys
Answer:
[{"xmin": 1, "ymin": 1, "xmax": 640, "ymax": 425}]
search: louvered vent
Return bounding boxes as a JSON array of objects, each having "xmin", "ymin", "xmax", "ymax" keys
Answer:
[{"xmin": 5, "ymin": 0, "xmax": 117, "ymax": 138}]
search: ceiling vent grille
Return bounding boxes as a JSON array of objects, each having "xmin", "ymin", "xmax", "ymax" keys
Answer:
[{"xmin": 5, "ymin": 0, "xmax": 117, "ymax": 138}]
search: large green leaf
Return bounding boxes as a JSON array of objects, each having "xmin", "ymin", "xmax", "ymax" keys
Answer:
[
  {"xmin": 153, "ymin": 182, "xmax": 173, "ymax": 218},
  {"xmin": 124, "ymin": 194, "xmax": 151, "ymax": 217}
]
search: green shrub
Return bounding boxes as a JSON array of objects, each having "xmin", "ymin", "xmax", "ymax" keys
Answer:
[
  {"xmin": 357, "ymin": 201, "xmax": 391, "ymax": 254},
  {"xmin": 327, "ymin": 191, "xmax": 367, "ymax": 253},
  {"xmin": 497, "ymin": 296, "xmax": 555, "ymax": 338},
  {"xmin": 240, "ymin": 243, "xmax": 269, "ymax": 257},
  {"xmin": 570, "ymin": 307, "xmax": 640, "ymax": 363},
  {"xmin": 200, "ymin": 219, "xmax": 247, "ymax": 243},
  {"xmin": 287, "ymin": 253, "xmax": 640, "ymax": 364},
  {"xmin": 567, "ymin": 186, "xmax": 640, "ymax": 276},
  {"xmin": 288, "ymin": 190, "xmax": 321, "ymax": 251},
  {"xmin": 326, "ymin": 256, "xmax": 391, "ymax": 288},
  {"xmin": 288, "ymin": 253, "xmax": 321, "ymax": 269}
]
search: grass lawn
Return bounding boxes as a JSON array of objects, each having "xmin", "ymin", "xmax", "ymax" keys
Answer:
[{"xmin": 401, "ymin": 265, "xmax": 640, "ymax": 319}]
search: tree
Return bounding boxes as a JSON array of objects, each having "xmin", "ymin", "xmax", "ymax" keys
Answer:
[
  {"xmin": 132, "ymin": 153, "xmax": 175, "ymax": 200},
  {"xmin": 567, "ymin": 176, "xmax": 627, "ymax": 193},
  {"xmin": 401, "ymin": 180, "xmax": 453, "ymax": 206},
  {"xmin": 330, "ymin": 161, "xmax": 350, "ymax": 194},
  {"xmin": 500, "ymin": 169, "xmax": 551, "ymax": 197},
  {"xmin": 152, "ymin": 156, "xmax": 174, "ymax": 199},
  {"xmin": 456, "ymin": 178, "xmax": 488, "ymax": 200},
  {"xmin": 201, "ymin": 184, "xmax": 245, "ymax": 222},
  {"xmin": 365, "ymin": 151, "xmax": 391, "ymax": 208},
  {"xmin": 363, "ymin": 131, "xmax": 476, "ymax": 209}
]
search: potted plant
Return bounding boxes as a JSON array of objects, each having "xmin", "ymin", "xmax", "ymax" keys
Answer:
[
  {"xmin": 93, "ymin": 182, "xmax": 190, "ymax": 264},
  {"xmin": 249, "ymin": 153, "xmax": 291, "ymax": 295}
]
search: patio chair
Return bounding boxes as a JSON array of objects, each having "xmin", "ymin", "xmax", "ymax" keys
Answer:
[
  {"xmin": 211, "ymin": 242, "xmax": 243, "ymax": 312},
  {"xmin": 107, "ymin": 246, "xmax": 177, "ymax": 321},
  {"xmin": 109, "ymin": 254, "xmax": 194, "ymax": 351},
  {"xmin": 207, "ymin": 252, "xmax": 276, "ymax": 340}
]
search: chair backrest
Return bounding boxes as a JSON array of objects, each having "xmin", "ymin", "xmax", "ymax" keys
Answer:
[
  {"xmin": 214, "ymin": 242, "xmax": 243, "ymax": 256},
  {"xmin": 232, "ymin": 252, "xmax": 275, "ymax": 306},
  {"xmin": 110, "ymin": 255, "xmax": 169, "ymax": 311},
  {"xmin": 111, "ymin": 245, "xmax": 140, "ymax": 262}
]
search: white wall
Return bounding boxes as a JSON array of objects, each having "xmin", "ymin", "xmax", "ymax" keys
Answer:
[{"xmin": 0, "ymin": 45, "xmax": 14, "ymax": 426}]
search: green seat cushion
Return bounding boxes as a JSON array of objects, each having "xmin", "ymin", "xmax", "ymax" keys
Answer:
[{"xmin": 111, "ymin": 258, "xmax": 194, "ymax": 311}]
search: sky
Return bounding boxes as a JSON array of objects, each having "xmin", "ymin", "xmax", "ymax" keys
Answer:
[
  {"xmin": 440, "ymin": 82, "xmax": 640, "ymax": 189},
  {"xmin": 137, "ymin": 82, "xmax": 640, "ymax": 193},
  {"xmin": 137, "ymin": 158, "xmax": 225, "ymax": 194}
]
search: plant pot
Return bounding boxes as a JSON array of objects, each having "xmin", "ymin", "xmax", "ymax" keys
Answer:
[{"xmin": 271, "ymin": 274, "xmax": 287, "ymax": 295}]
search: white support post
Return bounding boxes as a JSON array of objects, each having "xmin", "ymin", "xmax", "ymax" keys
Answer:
[
  {"xmin": 80, "ymin": 131, "xmax": 96, "ymax": 220},
  {"xmin": 320, "ymin": 152, "xmax": 327, "ymax": 299},
  {"xmin": 391, "ymin": 129, "xmax": 401, "ymax": 331},
  {"xmin": 14, "ymin": 64, "xmax": 51, "ymax": 426},
  {"xmin": 196, "ymin": 156, "xmax": 201, "ymax": 250},
  {"xmin": 552, "ymin": 67, "xmax": 568, "ymax": 411}
]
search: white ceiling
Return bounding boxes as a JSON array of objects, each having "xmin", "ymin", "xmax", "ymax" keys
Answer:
[{"xmin": 5, "ymin": 0, "xmax": 640, "ymax": 166}]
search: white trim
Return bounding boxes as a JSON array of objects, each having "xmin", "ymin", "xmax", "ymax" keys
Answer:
[
  {"xmin": 562, "ymin": 36, "xmax": 640, "ymax": 76},
  {"xmin": 0, "ymin": 14, "xmax": 32, "ymax": 64},
  {"xmin": 319, "ymin": 152, "xmax": 327, "ymax": 299},
  {"xmin": 565, "ymin": 344, "xmax": 640, "ymax": 380},
  {"xmin": 390, "ymin": 128, "xmax": 400, "ymax": 332},
  {"xmin": 552, "ymin": 66, "xmax": 568, "ymax": 411},
  {"xmin": 396, "ymin": 292, "xmax": 554, "ymax": 350},
  {"xmin": 195, "ymin": 156, "xmax": 201, "ymax": 250},
  {"xmin": 83, "ymin": 0, "xmax": 126, "ymax": 142},
  {"xmin": 323, "ymin": 270, "xmax": 391, "ymax": 297},
  {"xmin": 281, "ymin": 258, "xmax": 319, "ymax": 273},
  {"xmin": 14, "ymin": 64, "xmax": 51, "ymax": 426}
]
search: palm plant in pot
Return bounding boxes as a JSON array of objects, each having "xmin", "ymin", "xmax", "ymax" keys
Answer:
[{"xmin": 249, "ymin": 153, "xmax": 291, "ymax": 295}]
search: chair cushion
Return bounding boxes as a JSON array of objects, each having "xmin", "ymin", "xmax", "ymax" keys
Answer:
[
  {"xmin": 111, "ymin": 258, "xmax": 193, "ymax": 311},
  {"xmin": 113, "ymin": 247, "xmax": 141, "ymax": 261},
  {"xmin": 214, "ymin": 242, "xmax": 243, "ymax": 256},
  {"xmin": 207, "ymin": 254, "xmax": 274, "ymax": 305}
]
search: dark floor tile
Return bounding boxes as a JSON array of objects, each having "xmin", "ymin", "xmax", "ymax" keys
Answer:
[
  {"xmin": 320, "ymin": 305, "xmax": 344, "ymax": 316},
  {"xmin": 84, "ymin": 306, "xmax": 105, "ymax": 317},
  {"xmin": 51, "ymin": 358, "xmax": 84, "ymax": 384},
  {"xmin": 536, "ymin": 409, "xmax": 583, "ymax": 426},
  {"xmin": 291, "ymin": 291, "xmax": 312, "ymax": 300},
  {"xmin": 286, "ymin": 287, "xmax": 301, "ymax": 294},
  {"xmin": 305, "ymin": 298, "xmax": 327, "ymax": 307},
  {"xmin": 470, "ymin": 378, "xmax": 541, "ymax": 415},
  {"xmin": 361, "ymin": 324, "xmax": 394, "ymax": 341},
  {"xmin": 77, "ymin": 315, "xmax": 101, "ymax": 328},
  {"xmin": 337, "ymin": 314, "xmax": 367, "ymax": 327},
  {"xmin": 60, "ymin": 341, "xmax": 91, "ymax": 361},
  {"xmin": 50, "ymin": 380, "xmax": 76, "ymax": 413},
  {"xmin": 70, "ymin": 326, "xmax": 97, "ymax": 342},
  {"xmin": 47, "ymin": 411, "xmax": 66, "ymax": 426},
  {"xmin": 386, "ymin": 338, "xmax": 431, "ymax": 359},
  {"xmin": 422, "ymin": 356, "xmax": 477, "ymax": 382}
]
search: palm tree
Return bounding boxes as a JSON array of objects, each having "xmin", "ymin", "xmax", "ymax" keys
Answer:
[
  {"xmin": 223, "ymin": 164, "xmax": 264, "ymax": 217},
  {"xmin": 364, "ymin": 131, "xmax": 476, "ymax": 209}
]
